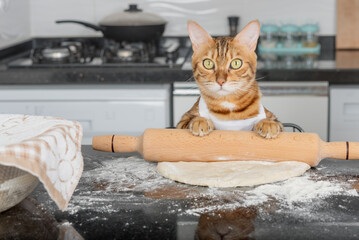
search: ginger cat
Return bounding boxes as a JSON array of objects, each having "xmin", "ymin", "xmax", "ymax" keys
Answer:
[{"xmin": 177, "ymin": 20, "xmax": 283, "ymax": 138}]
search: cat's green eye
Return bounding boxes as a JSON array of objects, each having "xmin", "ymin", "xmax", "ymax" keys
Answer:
[
  {"xmin": 230, "ymin": 59, "xmax": 243, "ymax": 70},
  {"xmin": 203, "ymin": 59, "xmax": 214, "ymax": 70}
]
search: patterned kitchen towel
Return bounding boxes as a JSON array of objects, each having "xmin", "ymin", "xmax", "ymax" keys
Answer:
[{"xmin": 0, "ymin": 114, "xmax": 83, "ymax": 210}]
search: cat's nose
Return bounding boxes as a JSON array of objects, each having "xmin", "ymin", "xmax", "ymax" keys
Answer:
[{"xmin": 217, "ymin": 79, "xmax": 226, "ymax": 86}]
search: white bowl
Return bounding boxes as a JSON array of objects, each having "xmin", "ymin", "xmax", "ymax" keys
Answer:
[{"xmin": 0, "ymin": 164, "xmax": 39, "ymax": 212}]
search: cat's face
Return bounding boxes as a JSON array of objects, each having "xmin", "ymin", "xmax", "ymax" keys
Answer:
[{"xmin": 188, "ymin": 20, "xmax": 260, "ymax": 98}]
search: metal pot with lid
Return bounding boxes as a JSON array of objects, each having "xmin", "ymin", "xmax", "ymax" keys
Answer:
[{"xmin": 56, "ymin": 4, "xmax": 167, "ymax": 42}]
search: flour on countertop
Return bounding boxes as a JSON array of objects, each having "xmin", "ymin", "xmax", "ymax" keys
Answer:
[
  {"xmin": 82, "ymin": 156, "xmax": 173, "ymax": 191},
  {"xmin": 249, "ymin": 176, "xmax": 357, "ymax": 205},
  {"xmin": 61, "ymin": 156, "xmax": 358, "ymax": 217}
]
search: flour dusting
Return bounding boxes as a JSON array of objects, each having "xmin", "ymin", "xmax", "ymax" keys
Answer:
[
  {"xmin": 184, "ymin": 173, "xmax": 358, "ymax": 216},
  {"xmin": 249, "ymin": 176, "xmax": 356, "ymax": 205},
  {"xmin": 62, "ymin": 156, "xmax": 358, "ymax": 217},
  {"xmin": 82, "ymin": 156, "xmax": 173, "ymax": 192}
]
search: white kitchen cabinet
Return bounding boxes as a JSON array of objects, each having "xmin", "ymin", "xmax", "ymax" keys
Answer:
[
  {"xmin": 174, "ymin": 81, "xmax": 328, "ymax": 140},
  {"xmin": 261, "ymin": 95, "xmax": 328, "ymax": 140},
  {"xmin": 330, "ymin": 86, "xmax": 359, "ymax": 141},
  {"xmin": 173, "ymin": 95, "xmax": 198, "ymax": 126},
  {"xmin": 0, "ymin": 84, "xmax": 171, "ymax": 144}
]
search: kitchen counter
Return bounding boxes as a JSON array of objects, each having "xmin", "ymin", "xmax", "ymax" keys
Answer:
[
  {"xmin": 1, "ymin": 37, "xmax": 359, "ymax": 85},
  {"xmin": 18, "ymin": 146, "xmax": 359, "ymax": 240},
  {"xmin": 2, "ymin": 59, "xmax": 359, "ymax": 85}
]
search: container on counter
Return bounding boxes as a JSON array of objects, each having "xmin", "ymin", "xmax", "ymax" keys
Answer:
[
  {"xmin": 228, "ymin": 16, "xmax": 240, "ymax": 37},
  {"xmin": 260, "ymin": 24, "xmax": 279, "ymax": 48},
  {"xmin": 280, "ymin": 24, "xmax": 301, "ymax": 48},
  {"xmin": 301, "ymin": 24, "xmax": 319, "ymax": 48},
  {"xmin": 282, "ymin": 54, "xmax": 300, "ymax": 69}
]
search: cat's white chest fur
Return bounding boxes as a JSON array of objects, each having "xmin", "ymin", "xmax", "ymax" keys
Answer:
[
  {"xmin": 199, "ymin": 97, "xmax": 266, "ymax": 131},
  {"xmin": 220, "ymin": 101, "xmax": 236, "ymax": 111}
]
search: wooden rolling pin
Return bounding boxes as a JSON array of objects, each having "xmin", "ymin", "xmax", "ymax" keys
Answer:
[{"xmin": 92, "ymin": 129, "xmax": 359, "ymax": 166}]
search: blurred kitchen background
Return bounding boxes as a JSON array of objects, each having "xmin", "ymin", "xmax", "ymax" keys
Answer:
[
  {"xmin": 0, "ymin": 0, "xmax": 357, "ymax": 144},
  {"xmin": 0, "ymin": 0, "xmax": 335, "ymax": 43}
]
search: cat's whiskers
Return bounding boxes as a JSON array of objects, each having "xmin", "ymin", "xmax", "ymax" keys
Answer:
[
  {"xmin": 185, "ymin": 75, "xmax": 195, "ymax": 82},
  {"xmin": 222, "ymin": 81, "xmax": 258, "ymax": 95},
  {"xmin": 237, "ymin": 88, "xmax": 258, "ymax": 95},
  {"xmin": 202, "ymin": 81, "xmax": 213, "ymax": 85},
  {"xmin": 253, "ymin": 76, "xmax": 266, "ymax": 81}
]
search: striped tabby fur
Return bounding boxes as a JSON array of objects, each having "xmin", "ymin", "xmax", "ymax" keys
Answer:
[{"xmin": 177, "ymin": 20, "xmax": 283, "ymax": 138}]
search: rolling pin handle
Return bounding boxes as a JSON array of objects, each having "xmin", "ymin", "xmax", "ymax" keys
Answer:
[
  {"xmin": 92, "ymin": 135, "xmax": 139, "ymax": 153},
  {"xmin": 347, "ymin": 142, "xmax": 359, "ymax": 160},
  {"xmin": 320, "ymin": 141, "xmax": 359, "ymax": 162}
]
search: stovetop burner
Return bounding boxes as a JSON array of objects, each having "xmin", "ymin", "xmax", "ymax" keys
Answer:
[
  {"xmin": 6, "ymin": 37, "xmax": 191, "ymax": 68},
  {"xmin": 31, "ymin": 40, "xmax": 96, "ymax": 64},
  {"xmin": 101, "ymin": 40, "xmax": 155, "ymax": 63}
]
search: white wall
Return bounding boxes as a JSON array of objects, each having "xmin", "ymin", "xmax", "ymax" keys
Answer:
[
  {"xmin": 29, "ymin": 0, "xmax": 336, "ymax": 37},
  {"xmin": 30, "ymin": 0, "xmax": 100, "ymax": 37},
  {"xmin": 0, "ymin": 0, "xmax": 30, "ymax": 48},
  {"xmin": 0, "ymin": 0, "xmax": 336, "ymax": 48}
]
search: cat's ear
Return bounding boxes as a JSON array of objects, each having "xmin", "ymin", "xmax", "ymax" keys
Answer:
[
  {"xmin": 234, "ymin": 20, "xmax": 260, "ymax": 52},
  {"xmin": 187, "ymin": 20, "xmax": 213, "ymax": 52}
]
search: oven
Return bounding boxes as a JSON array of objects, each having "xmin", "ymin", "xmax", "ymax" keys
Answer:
[
  {"xmin": 173, "ymin": 81, "xmax": 328, "ymax": 140},
  {"xmin": 330, "ymin": 85, "xmax": 359, "ymax": 141}
]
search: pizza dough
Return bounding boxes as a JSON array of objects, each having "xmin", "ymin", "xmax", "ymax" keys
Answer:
[{"xmin": 157, "ymin": 161, "xmax": 310, "ymax": 187}]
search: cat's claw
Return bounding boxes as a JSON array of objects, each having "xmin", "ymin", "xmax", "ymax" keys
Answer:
[
  {"xmin": 189, "ymin": 117, "xmax": 214, "ymax": 136},
  {"xmin": 254, "ymin": 119, "xmax": 283, "ymax": 139}
]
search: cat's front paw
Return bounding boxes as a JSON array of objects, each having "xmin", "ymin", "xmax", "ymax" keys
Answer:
[
  {"xmin": 254, "ymin": 119, "xmax": 283, "ymax": 139},
  {"xmin": 189, "ymin": 117, "xmax": 214, "ymax": 136}
]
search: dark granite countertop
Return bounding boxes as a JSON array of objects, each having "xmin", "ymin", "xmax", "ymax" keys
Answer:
[
  {"xmin": 1, "ymin": 59, "xmax": 359, "ymax": 85},
  {"xmin": 1, "ymin": 40, "xmax": 359, "ymax": 85},
  {"xmin": 9, "ymin": 145, "xmax": 355, "ymax": 240}
]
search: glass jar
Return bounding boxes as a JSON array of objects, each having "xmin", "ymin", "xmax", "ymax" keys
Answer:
[
  {"xmin": 260, "ymin": 24, "xmax": 279, "ymax": 48},
  {"xmin": 301, "ymin": 24, "xmax": 319, "ymax": 48},
  {"xmin": 280, "ymin": 24, "xmax": 301, "ymax": 48}
]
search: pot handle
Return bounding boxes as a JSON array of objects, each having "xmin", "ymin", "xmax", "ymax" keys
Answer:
[{"xmin": 55, "ymin": 20, "xmax": 105, "ymax": 32}]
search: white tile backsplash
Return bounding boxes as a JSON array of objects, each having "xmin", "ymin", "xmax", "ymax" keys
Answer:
[
  {"xmin": 0, "ymin": 0, "xmax": 31, "ymax": 49},
  {"xmin": 149, "ymin": 0, "xmax": 336, "ymax": 36},
  {"xmin": 147, "ymin": 0, "xmax": 225, "ymax": 36},
  {"xmin": 0, "ymin": 0, "xmax": 337, "ymax": 48},
  {"xmin": 30, "ymin": 0, "xmax": 100, "ymax": 37},
  {"xmin": 238, "ymin": 0, "xmax": 336, "ymax": 35},
  {"xmin": 93, "ymin": 0, "xmax": 141, "ymax": 22}
]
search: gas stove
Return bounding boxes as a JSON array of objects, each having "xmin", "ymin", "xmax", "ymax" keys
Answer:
[
  {"xmin": 30, "ymin": 39, "xmax": 96, "ymax": 64},
  {"xmin": 5, "ymin": 37, "xmax": 190, "ymax": 68}
]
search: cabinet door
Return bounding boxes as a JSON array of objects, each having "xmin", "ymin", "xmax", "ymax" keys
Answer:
[
  {"xmin": 0, "ymin": 100, "xmax": 168, "ymax": 144},
  {"xmin": 262, "ymin": 96, "xmax": 328, "ymax": 140},
  {"xmin": 173, "ymin": 96, "xmax": 199, "ymax": 126},
  {"xmin": 330, "ymin": 87, "xmax": 359, "ymax": 141},
  {"xmin": 0, "ymin": 85, "xmax": 171, "ymax": 144},
  {"xmin": 0, "ymin": 102, "xmax": 35, "ymax": 115}
]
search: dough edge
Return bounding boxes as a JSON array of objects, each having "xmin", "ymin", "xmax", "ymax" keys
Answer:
[{"xmin": 157, "ymin": 161, "xmax": 311, "ymax": 187}]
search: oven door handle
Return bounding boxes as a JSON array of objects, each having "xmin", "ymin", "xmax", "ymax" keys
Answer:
[
  {"xmin": 259, "ymin": 82, "xmax": 328, "ymax": 96},
  {"xmin": 173, "ymin": 81, "xmax": 328, "ymax": 96},
  {"xmin": 173, "ymin": 88, "xmax": 200, "ymax": 96}
]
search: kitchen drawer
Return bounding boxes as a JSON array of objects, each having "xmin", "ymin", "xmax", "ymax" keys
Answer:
[{"xmin": 0, "ymin": 85, "xmax": 171, "ymax": 144}]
